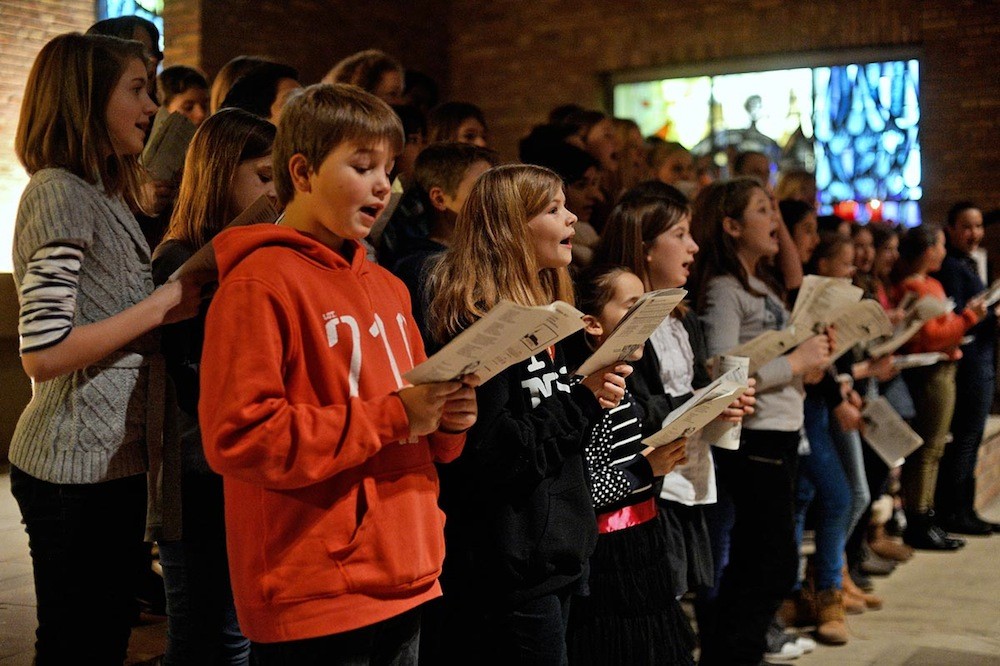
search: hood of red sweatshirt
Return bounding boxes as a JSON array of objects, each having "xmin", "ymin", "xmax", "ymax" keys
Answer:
[{"xmin": 212, "ymin": 224, "xmax": 368, "ymax": 282}]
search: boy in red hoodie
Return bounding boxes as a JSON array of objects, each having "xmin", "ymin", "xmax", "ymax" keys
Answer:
[{"xmin": 199, "ymin": 83, "xmax": 478, "ymax": 663}]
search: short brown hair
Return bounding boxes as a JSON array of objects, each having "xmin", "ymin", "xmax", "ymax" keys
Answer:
[
  {"xmin": 16, "ymin": 32, "xmax": 148, "ymax": 207},
  {"xmin": 272, "ymin": 83, "xmax": 404, "ymax": 206},
  {"xmin": 414, "ymin": 142, "xmax": 498, "ymax": 197},
  {"xmin": 322, "ymin": 49, "xmax": 402, "ymax": 93}
]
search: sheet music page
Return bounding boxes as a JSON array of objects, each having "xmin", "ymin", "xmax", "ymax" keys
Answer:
[
  {"xmin": 867, "ymin": 295, "xmax": 953, "ymax": 358},
  {"xmin": 722, "ymin": 325, "xmax": 812, "ymax": 375},
  {"xmin": 404, "ymin": 300, "xmax": 585, "ymax": 385},
  {"xmin": 862, "ymin": 396, "xmax": 924, "ymax": 467},
  {"xmin": 169, "ymin": 195, "xmax": 280, "ymax": 281},
  {"xmin": 976, "ymin": 279, "xmax": 1000, "ymax": 308},
  {"xmin": 642, "ymin": 368, "xmax": 747, "ymax": 448},
  {"xmin": 658, "ymin": 430, "xmax": 717, "ymax": 506},
  {"xmin": 891, "ymin": 352, "xmax": 949, "ymax": 370},
  {"xmin": 790, "ymin": 275, "xmax": 864, "ymax": 333},
  {"xmin": 574, "ymin": 288, "xmax": 686, "ymax": 377},
  {"xmin": 141, "ymin": 109, "xmax": 197, "ymax": 181},
  {"xmin": 827, "ymin": 300, "xmax": 894, "ymax": 362}
]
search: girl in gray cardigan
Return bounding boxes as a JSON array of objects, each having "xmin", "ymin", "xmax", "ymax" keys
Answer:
[
  {"xmin": 10, "ymin": 33, "xmax": 203, "ymax": 664},
  {"xmin": 690, "ymin": 179, "xmax": 831, "ymax": 666}
]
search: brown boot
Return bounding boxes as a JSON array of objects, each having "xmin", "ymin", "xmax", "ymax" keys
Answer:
[
  {"xmin": 779, "ymin": 589, "xmax": 815, "ymax": 628},
  {"xmin": 842, "ymin": 562, "xmax": 884, "ymax": 610},
  {"xmin": 841, "ymin": 587, "xmax": 866, "ymax": 615},
  {"xmin": 869, "ymin": 523, "xmax": 914, "ymax": 562},
  {"xmin": 815, "ymin": 588, "xmax": 850, "ymax": 645}
]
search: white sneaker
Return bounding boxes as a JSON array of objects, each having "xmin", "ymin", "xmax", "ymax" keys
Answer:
[
  {"xmin": 794, "ymin": 635, "xmax": 817, "ymax": 653},
  {"xmin": 763, "ymin": 641, "xmax": 804, "ymax": 663}
]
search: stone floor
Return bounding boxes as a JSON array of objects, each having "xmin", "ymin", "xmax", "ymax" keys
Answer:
[{"xmin": 1, "ymin": 469, "xmax": 998, "ymax": 665}]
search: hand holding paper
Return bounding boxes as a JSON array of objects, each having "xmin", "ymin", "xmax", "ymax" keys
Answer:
[{"xmin": 643, "ymin": 368, "xmax": 748, "ymax": 448}]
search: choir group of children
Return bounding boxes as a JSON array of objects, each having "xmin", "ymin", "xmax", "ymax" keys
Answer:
[{"xmin": 9, "ymin": 17, "xmax": 998, "ymax": 666}]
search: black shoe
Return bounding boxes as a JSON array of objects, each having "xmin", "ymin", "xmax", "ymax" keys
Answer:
[
  {"xmin": 903, "ymin": 512, "xmax": 965, "ymax": 550},
  {"xmin": 941, "ymin": 512, "xmax": 994, "ymax": 536}
]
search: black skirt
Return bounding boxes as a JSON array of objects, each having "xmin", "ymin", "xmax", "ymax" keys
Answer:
[
  {"xmin": 660, "ymin": 500, "xmax": 715, "ymax": 598},
  {"xmin": 566, "ymin": 512, "xmax": 696, "ymax": 666}
]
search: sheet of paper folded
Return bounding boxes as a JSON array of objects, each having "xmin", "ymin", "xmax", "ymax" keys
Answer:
[
  {"xmin": 867, "ymin": 295, "xmax": 954, "ymax": 358},
  {"xmin": 721, "ymin": 325, "xmax": 812, "ymax": 375},
  {"xmin": 573, "ymin": 288, "xmax": 686, "ymax": 377},
  {"xmin": 790, "ymin": 275, "xmax": 865, "ymax": 333},
  {"xmin": 891, "ymin": 351, "xmax": 949, "ymax": 370},
  {"xmin": 862, "ymin": 396, "xmax": 924, "ymax": 467},
  {"xmin": 827, "ymin": 300, "xmax": 894, "ymax": 362},
  {"xmin": 642, "ymin": 368, "xmax": 747, "ymax": 448},
  {"xmin": 141, "ymin": 108, "xmax": 197, "ymax": 182},
  {"xmin": 976, "ymin": 279, "xmax": 1000, "ymax": 308},
  {"xmin": 169, "ymin": 194, "xmax": 280, "ymax": 281},
  {"xmin": 404, "ymin": 300, "xmax": 585, "ymax": 385}
]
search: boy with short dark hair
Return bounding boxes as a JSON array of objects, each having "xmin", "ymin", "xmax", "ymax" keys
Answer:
[
  {"xmin": 157, "ymin": 65, "xmax": 209, "ymax": 127},
  {"xmin": 392, "ymin": 143, "xmax": 497, "ymax": 343},
  {"xmin": 199, "ymin": 83, "xmax": 478, "ymax": 664}
]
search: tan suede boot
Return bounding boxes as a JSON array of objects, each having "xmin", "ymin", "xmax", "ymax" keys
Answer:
[
  {"xmin": 815, "ymin": 589, "xmax": 850, "ymax": 645},
  {"xmin": 868, "ymin": 523, "xmax": 915, "ymax": 562},
  {"xmin": 842, "ymin": 562, "xmax": 884, "ymax": 610}
]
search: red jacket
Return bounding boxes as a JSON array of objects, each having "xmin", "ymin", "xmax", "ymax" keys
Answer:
[
  {"xmin": 199, "ymin": 224, "xmax": 464, "ymax": 643},
  {"xmin": 894, "ymin": 275, "xmax": 979, "ymax": 356}
]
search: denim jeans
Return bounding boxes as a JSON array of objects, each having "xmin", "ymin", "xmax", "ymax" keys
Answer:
[
  {"xmin": 937, "ymin": 355, "xmax": 995, "ymax": 518},
  {"xmin": 698, "ymin": 429, "xmax": 800, "ymax": 666},
  {"xmin": 795, "ymin": 396, "xmax": 852, "ymax": 591},
  {"xmin": 251, "ymin": 605, "xmax": 421, "ymax": 666},
  {"xmin": 159, "ymin": 473, "xmax": 248, "ymax": 665},
  {"xmin": 831, "ymin": 423, "xmax": 871, "ymax": 534},
  {"xmin": 10, "ymin": 466, "xmax": 146, "ymax": 666}
]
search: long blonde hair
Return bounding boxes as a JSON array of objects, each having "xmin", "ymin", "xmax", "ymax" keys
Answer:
[
  {"xmin": 15, "ymin": 32, "xmax": 148, "ymax": 207},
  {"xmin": 160, "ymin": 109, "xmax": 275, "ymax": 251},
  {"xmin": 427, "ymin": 164, "xmax": 574, "ymax": 342}
]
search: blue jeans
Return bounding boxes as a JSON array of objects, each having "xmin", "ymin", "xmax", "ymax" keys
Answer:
[
  {"xmin": 251, "ymin": 605, "xmax": 421, "ymax": 665},
  {"xmin": 831, "ymin": 424, "xmax": 871, "ymax": 535},
  {"xmin": 9, "ymin": 467, "xmax": 147, "ymax": 666},
  {"xmin": 796, "ymin": 396, "xmax": 852, "ymax": 591},
  {"xmin": 159, "ymin": 474, "xmax": 248, "ymax": 665}
]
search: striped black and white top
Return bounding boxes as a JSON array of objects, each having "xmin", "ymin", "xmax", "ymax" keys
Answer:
[
  {"xmin": 583, "ymin": 389, "xmax": 656, "ymax": 513},
  {"xmin": 18, "ymin": 241, "xmax": 84, "ymax": 353}
]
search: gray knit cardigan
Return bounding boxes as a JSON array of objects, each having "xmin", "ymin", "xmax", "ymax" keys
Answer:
[{"xmin": 11, "ymin": 168, "xmax": 161, "ymax": 485}]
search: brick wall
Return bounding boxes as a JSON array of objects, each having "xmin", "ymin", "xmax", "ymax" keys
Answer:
[
  {"xmin": 163, "ymin": 0, "xmax": 450, "ymax": 92},
  {"xmin": 446, "ymin": 0, "xmax": 998, "ymax": 225},
  {"xmin": 0, "ymin": 0, "xmax": 93, "ymax": 460}
]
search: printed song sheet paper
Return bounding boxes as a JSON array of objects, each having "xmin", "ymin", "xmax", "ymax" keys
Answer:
[
  {"xmin": 867, "ymin": 295, "xmax": 953, "ymax": 358},
  {"xmin": 141, "ymin": 108, "xmax": 197, "ymax": 182},
  {"xmin": 790, "ymin": 275, "xmax": 864, "ymax": 333},
  {"xmin": 862, "ymin": 396, "xmax": 924, "ymax": 467},
  {"xmin": 574, "ymin": 288, "xmax": 686, "ymax": 377},
  {"xmin": 642, "ymin": 368, "xmax": 747, "ymax": 448},
  {"xmin": 827, "ymin": 300, "xmax": 894, "ymax": 363},
  {"xmin": 404, "ymin": 300, "xmax": 585, "ymax": 385}
]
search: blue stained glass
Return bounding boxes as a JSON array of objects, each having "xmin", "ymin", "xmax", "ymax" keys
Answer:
[
  {"xmin": 96, "ymin": 0, "xmax": 164, "ymax": 53},
  {"xmin": 813, "ymin": 59, "xmax": 920, "ymax": 220}
]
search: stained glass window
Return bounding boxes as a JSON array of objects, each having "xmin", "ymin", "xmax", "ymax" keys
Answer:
[{"xmin": 613, "ymin": 58, "xmax": 922, "ymax": 227}]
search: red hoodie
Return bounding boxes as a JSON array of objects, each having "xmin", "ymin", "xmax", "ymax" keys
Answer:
[{"xmin": 199, "ymin": 224, "xmax": 464, "ymax": 643}]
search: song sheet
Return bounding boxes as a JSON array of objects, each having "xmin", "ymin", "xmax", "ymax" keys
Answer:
[
  {"xmin": 404, "ymin": 300, "xmax": 585, "ymax": 385},
  {"xmin": 867, "ymin": 295, "xmax": 953, "ymax": 358},
  {"xmin": 573, "ymin": 288, "xmax": 686, "ymax": 377},
  {"xmin": 827, "ymin": 300, "xmax": 894, "ymax": 363},
  {"xmin": 658, "ymin": 430, "xmax": 717, "ymax": 506},
  {"xmin": 790, "ymin": 275, "xmax": 864, "ymax": 333},
  {"xmin": 720, "ymin": 325, "xmax": 812, "ymax": 375},
  {"xmin": 642, "ymin": 368, "xmax": 747, "ymax": 448},
  {"xmin": 862, "ymin": 396, "xmax": 924, "ymax": 467},
  {"xmin": 891, "ymin": 352, "xmax": 949, "ymax": 370},
  {"xmin": 141, "ymin": 108, "xmax": 197, "ymax": 182},
  {"xmin": 169, "ymin": 194, "xmax": 280, "ymax": 281},
  {"xmin": 699, "ymin": 356, "xmax": 750, "ymax": 449},
  {"xmin": 975, "ymin": 279, "xmax": 1000, "ymax": 308}
]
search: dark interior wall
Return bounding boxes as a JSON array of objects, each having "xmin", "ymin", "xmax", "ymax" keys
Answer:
[{"xmin": 165, "ymin": 0, "xmax": 451, "ymax": 90}]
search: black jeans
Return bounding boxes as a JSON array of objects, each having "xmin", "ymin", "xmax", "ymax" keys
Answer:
[
  {"xmin": 251, "ymin": 606, "xmax": 422, "ymax": 666},
  {"xmin": 698, "ymin": 429, "xmax": 800, "ymax": 666},
  {"xmin": 10, "ymin": 466, "xmax": 147, "ymax": 666}
]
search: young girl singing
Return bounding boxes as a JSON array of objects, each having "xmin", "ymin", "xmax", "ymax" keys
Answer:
[
  {"xmin": 690, "ymin": 178, "xmax": 831, "ymax": 665},
  {"xmin": 892, "ymin": 225, "xmax": 985, "ymax": 550},
  {"xmin": 151, "ymin": 108, "xmax": 278, "ymax": 665},
  {"xmin": 565, "ymin": 263, "xmax": 695, "ymax": 666},
  {"xmin": 10, "ymin": 32, "xmax": 203, "ymax": 664},
  {"xmin": 424, "ymin": 164, "xmax": 630, "ymax": 664}
]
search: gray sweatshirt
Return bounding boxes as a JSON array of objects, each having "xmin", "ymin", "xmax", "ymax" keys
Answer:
[{"xmin": 700, "ymin": 274, "xmax": 804, "ymax": 432}]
